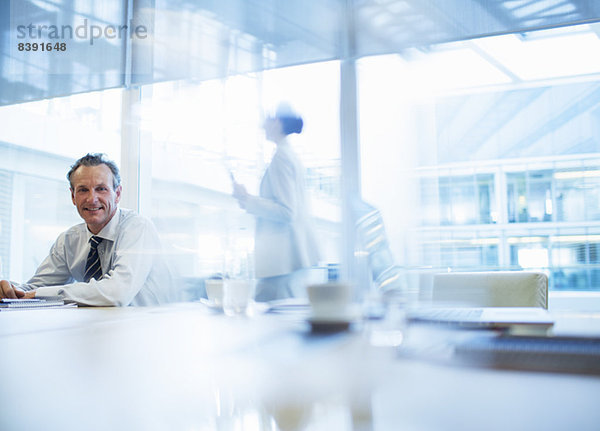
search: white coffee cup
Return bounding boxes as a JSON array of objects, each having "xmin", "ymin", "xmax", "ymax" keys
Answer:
[
  {"xmin": 205, "ymin": 279, "xmax": 224, "ymax": 306},
  {"xmin": 306, "ymin": 282, "xmax": 353, "ymax": 320}
]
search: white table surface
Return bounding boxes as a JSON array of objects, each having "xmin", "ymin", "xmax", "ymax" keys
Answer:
[{"xmin": 1, "ymin": 303, "xmax": 599, "ymax": 431}]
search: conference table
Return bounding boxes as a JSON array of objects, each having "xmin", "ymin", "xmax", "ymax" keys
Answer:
[{"xmin": 1, "ymin": 301, "xmax": 599, "ymax": 431}]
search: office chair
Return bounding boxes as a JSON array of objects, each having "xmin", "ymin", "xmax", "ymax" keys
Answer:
[
  {"xmin": 431, "ymin": 271, "xmax": 548, "ymax": 309},
  {"xmin": 353, "ymin": 198, "xmax": 406, "ymax": 293}
]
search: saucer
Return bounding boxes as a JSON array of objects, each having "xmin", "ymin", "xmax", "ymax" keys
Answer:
[
  {"xmin": 199, "ymin": 298, "xmax": 223, "ymax": 310},
  {"xmin": 307, "ymin": 307, "xmax": 360, "ymax": 333},
  {"xmin": 308, "ymin": 318, "xmax": 352, "ymax": 333}
]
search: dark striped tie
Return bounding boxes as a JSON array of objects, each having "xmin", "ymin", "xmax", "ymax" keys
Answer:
[{"xmin": 84, "ymin": 236, "xmax": 103, "ymax": 282}]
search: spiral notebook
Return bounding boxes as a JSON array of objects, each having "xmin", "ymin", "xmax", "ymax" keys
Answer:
[{"xmin": 0, "ymin": 297, "xmax": 77, "ymax": 311}]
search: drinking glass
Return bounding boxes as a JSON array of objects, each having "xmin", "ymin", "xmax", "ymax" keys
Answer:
[{"xmin": 222, "ymin": 250, "xmax": 255, "ymax": 316}]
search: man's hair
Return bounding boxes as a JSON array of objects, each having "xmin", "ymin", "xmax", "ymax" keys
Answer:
[{"xmin": 67, "ymin": 153, "xmax": 121, "ymax": 190}]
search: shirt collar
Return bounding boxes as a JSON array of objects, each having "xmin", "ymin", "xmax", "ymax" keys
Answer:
[{"xmin": 87, "ymin": 208, "xmax": 121, "ymax": 242}]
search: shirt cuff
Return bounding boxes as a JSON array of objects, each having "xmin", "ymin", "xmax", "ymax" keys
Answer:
[{"xmin": 33, "ymin": 286, "xmax": 65, "ymax": 298}]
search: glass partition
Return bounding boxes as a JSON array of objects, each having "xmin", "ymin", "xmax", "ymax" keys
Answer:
[
  {"xmin": 359, "ymin": 22, "xmax": 600, "ymax": 291},
  {"xmin": 0, "ymin": 88, "xmax": 122, "ymax": 281},
  {"xmin": 142, "ymin": 62, "xmax": 341, "ymax": 300},
  {"xmin": 4, "ymin": 1, "xmax": 600, "ymax": 297}
]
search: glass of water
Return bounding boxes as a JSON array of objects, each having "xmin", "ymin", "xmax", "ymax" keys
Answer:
[{"xmin": 222, "ymin": 249, "xmax": 255, "ymax": 317}]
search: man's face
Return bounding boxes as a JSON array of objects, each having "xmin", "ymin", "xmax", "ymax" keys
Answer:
[{"xmin": 70, "ymin": 164, "xmax": 121, "ymax": 234}]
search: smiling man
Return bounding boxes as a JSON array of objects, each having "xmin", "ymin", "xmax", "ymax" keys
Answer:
[{"xmin": 0, "ymin": 153, "xmax": 173, "ymax": 306}]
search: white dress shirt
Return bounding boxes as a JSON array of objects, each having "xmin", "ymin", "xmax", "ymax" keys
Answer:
[{"xmin": 18, "ymin": 208, "xmax": 173, "ymax": 306}]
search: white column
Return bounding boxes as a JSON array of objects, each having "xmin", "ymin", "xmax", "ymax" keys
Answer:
[{"xmin": 339, "ymin": 0, "xmax": 364, "ymax": 296}]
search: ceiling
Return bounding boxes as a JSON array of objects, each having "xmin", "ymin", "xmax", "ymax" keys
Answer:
[
  {"xmin": 2, "ymin": 0, "xmax": 600, "ymax": 105},
  {"xmin": 354, "ymin": 0, "xmax": 600, "ymax": 57}
]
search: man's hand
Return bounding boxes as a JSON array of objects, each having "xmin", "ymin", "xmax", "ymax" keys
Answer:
[
  {"xmin": 23, "ymin": 290, "xmax": 36, "ymax": 299},
  {"xmin": 0, "ymin": 280, "xmax": 26, "ymax": 299}
]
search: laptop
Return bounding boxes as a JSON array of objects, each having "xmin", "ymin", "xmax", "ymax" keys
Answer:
[{"xmin": 407, "ymin": 306, "xmax": 555, "ymax": 329}]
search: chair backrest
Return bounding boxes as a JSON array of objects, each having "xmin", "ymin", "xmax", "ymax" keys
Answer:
[{"xmin": 431, "ymin": 271, "xmax": 548, "ymax": 309}]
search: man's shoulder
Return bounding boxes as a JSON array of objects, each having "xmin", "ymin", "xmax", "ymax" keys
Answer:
[
  {"xmin": 113, "ymin": 209, "xmax": 161, "ymax": 248},
  {"xmin": 53, "ymin": 222, "xmax": 87, "ymax": 247},
  {"xmin": 118, "ymin": 208, "xmax": 150, "ymax": 222},
  {"xmin": 61, "ymin": 222, "xmax": 87, "ymax": 237},
  {"xmin": 116, "ymin": 208, "xmax": 157, "ymax": 231}
]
